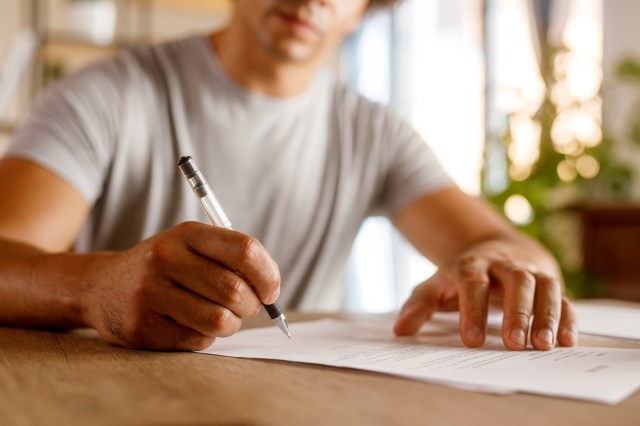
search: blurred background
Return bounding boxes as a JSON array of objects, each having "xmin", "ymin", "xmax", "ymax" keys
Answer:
[{"xmin": 1, "ymin": 0, "xmax": 639, "ymax": 311}]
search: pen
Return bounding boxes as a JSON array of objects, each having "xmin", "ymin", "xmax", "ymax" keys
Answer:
[{"xmin": 178, "ymin": 155, "xmax": 292, "ymax": 339}]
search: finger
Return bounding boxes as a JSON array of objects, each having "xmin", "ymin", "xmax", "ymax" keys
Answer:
[
  {"xmin": 491, "ymin": 261, "xmax": 535, "ymax": 350},
  {"xmin": 165, "ymin": 249, "xmax": 262, "ymax": 317},
  {"xmin": 121, "ymin": 313, "xmax": 216, "ymax": 351},
  {"xmin": 393, "ymin": 274, "xmax": 446, "ymax": 336},
  {"xmin": 529, "ymin": 273, "xmax": 562, "ymax": 350},
  {"xmin": 455, "ymin": 255, "xmax": 491, "ymax": 348},
  {"xmin": 557, "ymin": 296, "xmax": 579, "ymax": 347},
  {"xmin": 178, "ymin": 222, "xmax": 281, "ymax": 304},
  {"xmin": 150, "ymin": 281, "xmax": 242, "ymax": 338}
]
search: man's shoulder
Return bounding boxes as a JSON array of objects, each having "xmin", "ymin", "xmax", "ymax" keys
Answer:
[
  {"xmin": 69, "ymin": 35, "xmax": 204, "ymax": 78},
  {"xmin": 43, "ymin": 35, "xmax": 208, "ymax": 101},
  {"xmin": 331, "ymin": 81, "xmax": 377, "ymax": 109},
  {"xmin": 114, "ymin": 34, "xmax": 207, "ymax": 78},
  {"xmin": 124, "ymin": 35, "xmax": 207, "ymax": 64}
]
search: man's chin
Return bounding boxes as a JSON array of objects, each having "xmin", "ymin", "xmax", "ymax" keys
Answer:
[{"xmin": 267, "ymin": 40, "xmax": 321, "ymax": 63}]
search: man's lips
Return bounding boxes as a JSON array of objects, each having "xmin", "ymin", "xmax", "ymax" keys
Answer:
[{"xmin": 275, "ymin": 9, "xmax": 320, "ymax": 38}]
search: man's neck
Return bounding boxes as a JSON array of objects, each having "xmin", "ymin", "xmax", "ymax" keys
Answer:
[{"xmin": 210, "ymin": 29, "xmax": 321, "ymax": 99}]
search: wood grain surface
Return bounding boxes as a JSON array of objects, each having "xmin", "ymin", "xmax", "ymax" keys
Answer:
[{"xmin": 1, "ymin": 310, "xmax": 639, "ymax": 426}]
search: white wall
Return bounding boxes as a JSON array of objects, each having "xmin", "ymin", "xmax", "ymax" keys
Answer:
[{"xmin": 603, "ymin": 0, "xmax": 640, "ymax": 198}]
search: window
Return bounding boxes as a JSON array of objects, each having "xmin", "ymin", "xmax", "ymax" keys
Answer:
[
  {"xmin": 343, "ymin": 0, "xmax": 485, "ymax": 312},
  {"xmin": 343, "ymin": 0, "xmax": 604, "ymax": 312}
]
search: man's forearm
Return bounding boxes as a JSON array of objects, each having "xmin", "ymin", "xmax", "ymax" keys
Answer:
[{"xmin": 0, "ymin": 238, "xmax": 91, "ymax": 329}]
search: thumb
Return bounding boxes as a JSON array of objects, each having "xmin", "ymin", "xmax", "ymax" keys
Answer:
[{"xmin": 393, "ymin": 274, "xmax": 445, "ymax": 336}]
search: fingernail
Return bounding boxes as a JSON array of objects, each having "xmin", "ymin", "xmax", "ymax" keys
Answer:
[
  {"xmin": 537, "ymin": 328, "xmax": 554, "ymax": 345},
  {"xmin": 509, "ymin": 328, "xmax": 526, "ymax": 347},
  {"xmin": 466, "ymin": 327, "xmax": 484, "ymax": 346}
]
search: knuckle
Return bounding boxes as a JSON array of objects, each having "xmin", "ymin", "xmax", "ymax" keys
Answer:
[
  {"xmin": 462, "ymin": 275, "xmax": 489, "ymax": 289},
  {"xmin": 537, "ymin": 309, "xmax": 560, "ymax": 324},
  {"xmin": 505, "ymin": 265, "xmax": 535, "ymax": 288},
  {"xmin": 220, "ymin": 275, "xmax": 244, "ymax": 306},
  {"xmin": 144, "ymin": 240, "xmax": 173, "ymax": 267},
  {"xmin": 456, "ymin": 257, "xmax": 487, "ymax": 286},
  {"xmin": 236, "ymin": 236, "xmax": 262, "ymax": 263},
  {"xmin": 465, "ymin": 307, "xmax": 487, "ymax": 322},
  {"xmin": 509, "ymin": 266, "xmax": 531, "ymax": 281},
  {"xmin": 538, "ymin": 274, "xmax": 562, "ymax": 292},
  {"xmin": 459, "ymin": 255, "xmax": 479, "ymax": 271},
  {"xmin": 534, "ymin": 272, "xmax": 553, "ymax": 284},
  {"xmin": 210, "ymin": 307, "xmax": 231, "ymax": 332},
  {"xmin": 507, "ymin": 307, "xmax": 531, "ymax": 325},
  {"xmin": 207, "ymin": 306, "xmax": 241, "ymax": 337},
  {"xmin": 511, "ymin": 304, "xmax": 531, "ymax": 317}
]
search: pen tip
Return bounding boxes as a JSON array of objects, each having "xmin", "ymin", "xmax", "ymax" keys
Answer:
[{"xmin": 274, "ymin": 316, "xmax": 291, "ymax": 339}]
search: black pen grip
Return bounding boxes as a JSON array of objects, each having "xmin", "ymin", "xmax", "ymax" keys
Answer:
[{"xmin": 264, "ymin": 303, "xmax": 284, "ymax": 319}]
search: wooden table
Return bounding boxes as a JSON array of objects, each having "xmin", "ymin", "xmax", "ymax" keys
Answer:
[{"xmin": 1, "ymin": 310, "xmax": 639, "ymax": 426}]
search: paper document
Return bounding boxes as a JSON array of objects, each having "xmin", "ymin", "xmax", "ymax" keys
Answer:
[
  {"xmin": 573, "ymin": 302, "xmax": 640, "ymax": 341},
  {"xmin": 432, "ymin": 300, "xmax": 640, "ymax": 342},
  {"xmin": 199, "ymin": 318, "xmax": 640, "ymax": 404}
]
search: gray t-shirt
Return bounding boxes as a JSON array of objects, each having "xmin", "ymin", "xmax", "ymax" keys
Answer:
[{"xmin": 7, "ymin": 35, "xmax": 453, "ymax": 309}]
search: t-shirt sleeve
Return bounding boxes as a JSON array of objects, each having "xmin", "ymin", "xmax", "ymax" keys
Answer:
[
  {"xmin": 377, "ymin": 107, "xmax": 455, "ymax": 217},
  {"xmin": 5, "ymin": 59, "xmax": 124, "ymax": 203}
]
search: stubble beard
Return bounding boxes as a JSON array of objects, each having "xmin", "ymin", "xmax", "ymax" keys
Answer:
[{"xmin": 256, "ymin": 24, "xmax": 324, "ymax": 64}]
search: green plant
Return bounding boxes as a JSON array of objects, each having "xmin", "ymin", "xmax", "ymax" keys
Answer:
[
  {"xmin": 482, "ymin": 50, "xmax": 638, "ymax": 298},
  {"xmin": 618, "ymin": 58, "xmax": 640, "ymax": 146},
  {"xmin": 41, "ymin": 60, "xmax": 65, "ymax": 88}
]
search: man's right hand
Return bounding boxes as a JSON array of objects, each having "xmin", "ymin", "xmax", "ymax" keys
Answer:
[
  {"xmin": 81, "ymin": 221, "xmax": 281, "ymax": 351},
  {"xmin": 0, "ymin": 159, "xmax": 281, "ymax": 351}
]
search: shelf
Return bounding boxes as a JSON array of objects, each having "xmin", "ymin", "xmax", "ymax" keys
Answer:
[
  {"xmin": 41, "ymin": 31, "xmax": 139, "ymax": 51},
  {"xmin": 39, "ymin": 33, "xmax": 122, "ymax": 73},
  {"xmin": 21, "ymin": 0, "xmax": 231, "ymax": 97}
]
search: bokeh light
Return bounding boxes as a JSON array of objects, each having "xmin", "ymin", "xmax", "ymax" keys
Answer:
[
  {"xmin": 504, "ymin": 194, "xmax": 534, "ymax": 225},
  {"xmin": 557, "ymin": 159, "xmax": 578, "ymax": 182},
  {"xmin": 576, "ymin": 154, "xmax": 600, "ymax": 178}
]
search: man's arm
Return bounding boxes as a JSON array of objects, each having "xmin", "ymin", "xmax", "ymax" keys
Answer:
[
  {"xmin": 0, "ymin": 157, "xmax": 89, "ymax": 329},
  {"xmin": 392, "ymin": 185, "xmax": 578, "ymax": 351},
  {"xmin": 0, "ymin": 158, "xmax": 280, "ymax": 350}
]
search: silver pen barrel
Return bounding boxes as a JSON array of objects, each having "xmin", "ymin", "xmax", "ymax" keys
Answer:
[{"xmin": 178, "ymin": 156, "xmax": 232, "ymax": 230}]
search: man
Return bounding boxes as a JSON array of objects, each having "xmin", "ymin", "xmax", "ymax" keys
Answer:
[{"xmin": 0, "ymin": 0, "xmax": 577, "ymax": 351}]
